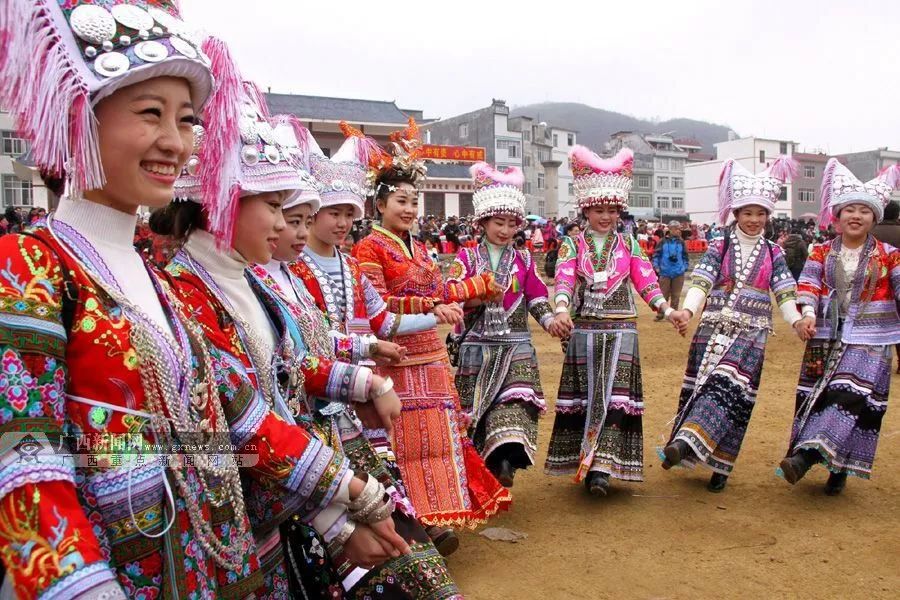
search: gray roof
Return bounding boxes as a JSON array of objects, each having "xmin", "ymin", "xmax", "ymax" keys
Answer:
[
  {"xmin": 425, "ymin": 161, "xmax": 472, "ymax": 179},
  {"xmin": 265, "ymin": 93, "xmax": 414, "ymax": 125}
]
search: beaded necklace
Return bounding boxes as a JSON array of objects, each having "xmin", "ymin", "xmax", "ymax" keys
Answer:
[
  {"xmin": 586, "ymin": 230, "xmax": 616, "ymax": 288},
  {"xmin": 48, "ymin": 217, "xmax": 250, "ymax": 572}
]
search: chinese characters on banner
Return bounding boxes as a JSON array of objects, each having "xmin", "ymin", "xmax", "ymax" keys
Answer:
[{"xmin": 422, "ymin": 144, "xmax": 486, "ymax": 162}]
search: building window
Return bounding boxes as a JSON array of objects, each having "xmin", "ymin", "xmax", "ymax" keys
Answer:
[
  {"xmin": 538, "ymin": 148, "xmax": 551, "ymax": 162},
  {"xmin": 804, "ymin": 165, "xmax": 815, "ymax": 178},
  {"xmin": 631, "ymin": 194, "xmax": 651, "ymax": 208},
  {"xmin": 567, "ymin": 133, "xmax": 575, "ymax": 146},
  {"xmin": 636, "ymin": 175, "xmax": 650, "ymax": 189},
  {"xmin": 522, "ymin": 129, "xmax": 531, "ymax": 142},
  {"xmin": 537, "ymin": 173, "xmax": 545, "ymax": 190},
  {"xmin": 497, "ymin": 139, "xmax": 520, "ymax": 158},
  {"xmin": 538, "ymin": 199, "xmax": 545, "ymax": 216},
  {"xmin": 671, "ymin": 196, "xmax": 683, "ymax": 209},
  {"xmin": 1, "ymin": 131, "xmax": 28, "ymax": 157},
  {"xmin": 552, "ymin": 134, "xmax": 558, "ymax": 146},
  {"xmin": 459, "ymin": 123, "xmax": 468, "ymax": 138},
  {"xmin": 657, "ymin": 176, "xmax": 670, "ymax": 189},
  {"xmin": 779, "ymin": 186, "xmax": 787, "ymax": 201},
  {"xmin": 779, "ymin": 142, "xmax": 788, "ymax": 154},
  {"xmin": 568, "ymin": 182, "xmax": 574, "ymax": 195},
  {"xmin": 672, "ymin": 177, "xmax": 683, "ymax": 189},
  {"xmin": 2, "ymin": 175, "xmax": 33, "ymax": 207},
  {"xmin": 424, "ymin": 192, "xmax": 445, "ymax": 219},
  {"xmin": 657, "ymin": 196, "xmax": 669, "ymax": 209},
  {"xmin": 655, "ymin": 157, "xmax": 669, "ymax": 170},
  {"xmin": 798, "ymin": 188, "xmax": 816, "ymax": 203},
  {"xmin": 759, "ymin": 150, "xmax": 766, "ymax": 164},
  {"xmin": 524, "ymin": 182, "xmax": 532, "ymax": 194}
]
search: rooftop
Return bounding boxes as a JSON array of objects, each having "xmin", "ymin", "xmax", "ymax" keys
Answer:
[
  {"xmin": 264, "ymin": 93, "xmax": 419, "ymax": 125},
  {"xmin": 424, "ymin": 161, "xmax": 472, "ymax": 179}
]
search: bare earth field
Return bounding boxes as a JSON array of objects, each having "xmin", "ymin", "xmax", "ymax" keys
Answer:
[{"xmin": 442, "ymin": 300, "xmax": 899, "ymax": 600}]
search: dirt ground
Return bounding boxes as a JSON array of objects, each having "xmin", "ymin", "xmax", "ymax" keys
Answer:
[{"xmin": 442, "ymin": 300, "xmax": 900, "ymax": 600}]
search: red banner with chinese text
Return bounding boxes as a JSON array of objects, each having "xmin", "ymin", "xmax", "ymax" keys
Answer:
[{"xmin": 422, "ymin": 145, "xmax": 486, "ymax": 162}]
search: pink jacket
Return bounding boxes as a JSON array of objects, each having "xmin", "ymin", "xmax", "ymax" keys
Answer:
[{"xmin": 555, "ymin": 231, "xmax": 665, "ymax": 318}]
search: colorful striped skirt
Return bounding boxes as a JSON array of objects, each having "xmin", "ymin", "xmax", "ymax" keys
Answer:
[
  {"xmin": 666, "ymin": 323, "xmax": 769, "ymax": 474},
  {"xmin": 545, "ymin": 320, "xmax": 644, "ymax": 482},
  {"xmin": 455, "ymin": 338, "xmax": 546, "ymax": 467},
  {"xmin": 787, "ymin": 339, "xmax": 892, "ymax": 479}
]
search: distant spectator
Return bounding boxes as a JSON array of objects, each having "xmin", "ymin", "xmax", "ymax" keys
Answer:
[
  {"xmin": 4, "ymin": 207, "xmax": 22, "ymax": 234},
  {"xmin": 651, "ymin": 221, "xmax": 690, "ymax": 321},
  {"xmin": 781, "ymin": 233, "xmax": 808, "ymax": 282}
]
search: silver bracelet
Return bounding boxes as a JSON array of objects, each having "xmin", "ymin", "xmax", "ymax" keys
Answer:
[
  {"xmin": 330, "ymin": 519, "xmax": 356, "ymax": 549},
  {"xmin": 371, "ymin": 377, "xmax": 394, "ymax": 399}
]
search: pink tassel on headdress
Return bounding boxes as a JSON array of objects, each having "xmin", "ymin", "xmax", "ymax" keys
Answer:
[
  {"xmin": 271, "ymin": 114, "xmax": 311, "ymax": 169},
  {"xmin": 817, "ymin": 158, "xmax": 839, "ymax": 230},
  {"xmin": 198, "ymin": 37, "xmax": 242, "ymax": 249},
  {"xmin": 768, "ymin": 156, "xmax": 799, "ymax": 183},
  {"xmin": 717, "ymin": 160, "xmax": 735, "ymax": 225},
  {"xmin": 877, "ymin": 163, "xmax": 900, "ymax": 189},
  {"xmin": 470, "ymin": 162, "xmax": 525, "ymax": 187},
  {"xmin": 570, "ymin": 145, "xmax": 634, "ymax": 174},
  {"xmin": 0, "ymin": 0, "xmax": 104, "ymax": 195},
  {"xmin": 243, "ymin": 81, "xmax": 270, "ymax": 119}
]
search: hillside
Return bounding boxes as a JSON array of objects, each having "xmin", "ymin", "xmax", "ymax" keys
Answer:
[{"xmin": 510, "ymin": 102, "xmax": 734, "ymax": 154}]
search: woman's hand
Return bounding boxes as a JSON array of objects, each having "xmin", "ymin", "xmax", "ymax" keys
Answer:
[
  {"xmin": 547, "ymin": 313, "xmax": 572, "ymax": 338},
  {"xmin": 433, "ymin": 303, "xmax": 464, "ymax": 326},
  {"xmin": 354, "ymin": 377, "xmax": 402, "ymax": 434},
  {"xmin": 372, "ymin": 341, "xmax": 406, "ymax": 366},
  {"xmin": 793, "ymin": 316, "xmax": 817, "ymax": 341},
  {"xmin": 341, "ymin": 524, "xmax": 394, "ymax": 568},
  {"xmin": 667, "ymin": 310, "xmax": 690, "ymax": 337}
]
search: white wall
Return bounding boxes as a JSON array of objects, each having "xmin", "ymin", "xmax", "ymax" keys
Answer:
[
  {"xmin": 493, "ymin": 114, "xmax": 523, "ymax": 168},
  {"xmin": 684, "ymin": 160, "xmax": 723, "ymax": 224}
]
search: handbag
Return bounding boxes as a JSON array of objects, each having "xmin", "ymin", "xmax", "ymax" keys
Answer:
[{"xmin": 446, "ymin": 305, "xmax": 486, "ymax": 368}]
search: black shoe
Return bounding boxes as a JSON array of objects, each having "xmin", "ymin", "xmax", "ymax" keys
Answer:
[
  {"xmin": 585, "ymin": 472, "xmax": 610, "ymax": 497},
  {"xmin": 780, "ymin": 452, "xmax": 814, "ymax": 485},
  {"xmin": 425, "ymin": 525, "xmax": 459, "ymax": 557},
  {"xmin": 663, "ymin": 440, "xmax": 691, "ymax": 469},
  {"xmin": 824, "ymin": 472, "xmax": 848, "ymax": 496},
  {"xmin": 491, "ymin": 458, "xmax": 515, "ymax": 488},
  {"xmin": 707, "ymin": 473, "xmax": 728, "ymax": 493}
]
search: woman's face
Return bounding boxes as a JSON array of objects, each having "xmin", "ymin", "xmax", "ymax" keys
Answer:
[
  {"xmin": 735, "ymin": 205, "xmax": 768, "ymax": 236},
  {"xmin": 311, "ymin": 204, "xmax": 356, "ymax": 248},
  {"xmin": 86, "ymin": 77, "xmax": 195, "ymax": 212},
  {"xmin": 233, "ymin": 191, "xmax": 288, "ymax": 264},
  {"xmin": 837, "ymin": 203, "xmax": 875, "ymax": 239},
  {"xmin": 377, "ymin": 183, "xmax": 419, "ymax": 233},
  {"xmin": 568, "ymin": 225, "xmax": 581, "ymax": 237},
  {"xmin": 482, "ymin": 214, "xmax": 521, "ymax": 246},
  {"xmin": 584, "ymin": 205, "xmax": 619, "ymax": 234},
  {"xmin": 272, "ymin": 203, "xmax": 313, "ymax": 262}
]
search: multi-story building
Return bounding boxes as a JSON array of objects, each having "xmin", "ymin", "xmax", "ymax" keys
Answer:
[
  {"xmin": 423, "ymin": 99, "xmax": 522, "ymax": 171},
  {"xmin": 507, "ymin": 115, "xmax": 577, "ymax": 218},
  {"xmin": 791, "ymin": 152, "xmax": 830, "ymax": 220},
  {"xmin": 836, "ymin": 147, "xmax": 900, "ymax": 203},
  {"xmin": 684, "ymin": 136, "xmax": 796, "ymax": 224},
  {"xmin": 1, "ymin": 109, "xmax": 53, "ymax": 210},
  {"xmin": 607, "ymin": 131, "xmax": 692, "ymax": 220}
]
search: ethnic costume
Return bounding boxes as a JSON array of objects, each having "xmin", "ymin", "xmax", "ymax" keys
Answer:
[
  {"xmin": 0, "ymin": 4, "xmax": 278, "ymax": 597},
  {"xmin": 544, "ymin": 147, "xmax": 666, "ymax": 484},
  {"xmin": 449, "ymin": 163, "xmax": 553, "ymax": 474},
  {"xmin": 664, "ymin": 158, "xmax": 802, "ymax": 480},
  {"xmin": 782, "ymin": 159, "xmax": 900, "ymax": 485}
]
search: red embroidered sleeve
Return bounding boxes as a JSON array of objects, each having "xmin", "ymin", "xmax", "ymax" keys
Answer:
[{"xmin": 354, "ymin": 240, "xmax": 437, "ymax": 314}]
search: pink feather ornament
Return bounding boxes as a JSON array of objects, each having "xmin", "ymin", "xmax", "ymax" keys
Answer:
[{"xmin": 469, "ymin": 162, "xmax": 525, "ymax": 187}]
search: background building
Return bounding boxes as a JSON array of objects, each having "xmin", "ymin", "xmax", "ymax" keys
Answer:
[
  {"xmin": 836, "ymin": 147, "xmax": 900, "ymax": 204},
  {"xmin": 607, "ymin": 131, "xmax": 694, "ymax": 220},
  {"xmin": 684, "ymin": 136, "xmax": 796, "ymax": 224},
  {"xmin": 1, "ymin": 109, "xmax": 53, "ymax": 210},
  {"xmin": 508, "ymin": 116, "xmax": 577, "ymax": 218},
  {"xmin": 790, "ymin": 152, "xmax": 830, "ymax": 221}
]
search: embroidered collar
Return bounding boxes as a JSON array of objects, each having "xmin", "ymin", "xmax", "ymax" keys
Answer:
[{"xmin": 373, "ymin": 223, "xmax": 415, "ymax": 260}]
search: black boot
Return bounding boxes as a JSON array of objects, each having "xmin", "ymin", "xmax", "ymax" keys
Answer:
[
  {"xmin": 662, "ymin": 439, "xmax": 691, "ymax": 469},
  {"xmin": 490, "ymin": 458, "xmax": 515, "ymax": 488},
  {"xmin": 707, "ymin": 473, "xmax": 729, "ymax": 493},
  {"xmin": 780, "ymin": 449, "xmax": 816, "ymax": 485},
  {"xmin": 425, "ymin": 525, "xmax": 459, "ymax": 557},
  {"xmin": 584, "ymin": 471, "xmax": 610, "ymax": 497},
  {"xmin": 824, "ymin": 472, "xmax": 848, "ymax": 496}
]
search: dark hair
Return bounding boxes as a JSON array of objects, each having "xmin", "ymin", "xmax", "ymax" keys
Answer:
[
  {"xmin": 148, "ymin": 201, "xmax": 205, "ymax": 242},
  {"xmin": 564, "ymin": 222, "xmax": 580, "ymax": 235},
  {"xmin": 884, "ymin": 201, "xmax": 900, "ymax": 221},
  {"xmin": 375, "ymin": 172, "xmax": 417, "ymax": 202}
]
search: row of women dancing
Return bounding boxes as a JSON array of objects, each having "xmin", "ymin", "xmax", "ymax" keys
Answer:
[{"xmin": 0, "ymin": 2, "xmax": 898, "ymax": 598}]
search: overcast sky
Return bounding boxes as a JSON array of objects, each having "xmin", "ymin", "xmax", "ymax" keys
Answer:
[{"xmin": 183, "ymin": 0, "xmax": 898, "ymax": 154}]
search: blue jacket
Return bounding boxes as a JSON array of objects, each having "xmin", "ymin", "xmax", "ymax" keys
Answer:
[{"xmin": 652, "ymin": 236, "xmax": 690, "ymax": 278}]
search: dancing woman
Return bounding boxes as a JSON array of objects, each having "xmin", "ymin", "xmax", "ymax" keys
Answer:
[
  {"xmin": 661, "ymin": 158, "xmax": 804, "ymax": 493},
  {"xmin": 779, "ymin": 159, "xmax": 900, "ymax": 495},
  {"xmin": 544, "ymin": 146, "xmax": 686, "ymax": 497},
  {"xmin": 0, "ymin": 2, "xmax": 285, "ymax": 596},
  {"xmin": 353, "ymin": 134, "xmax": 512, "ymax": 550},
  {"xmin": 449, "ymin": 163, "xmax": 567, "ymax": 487}
]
